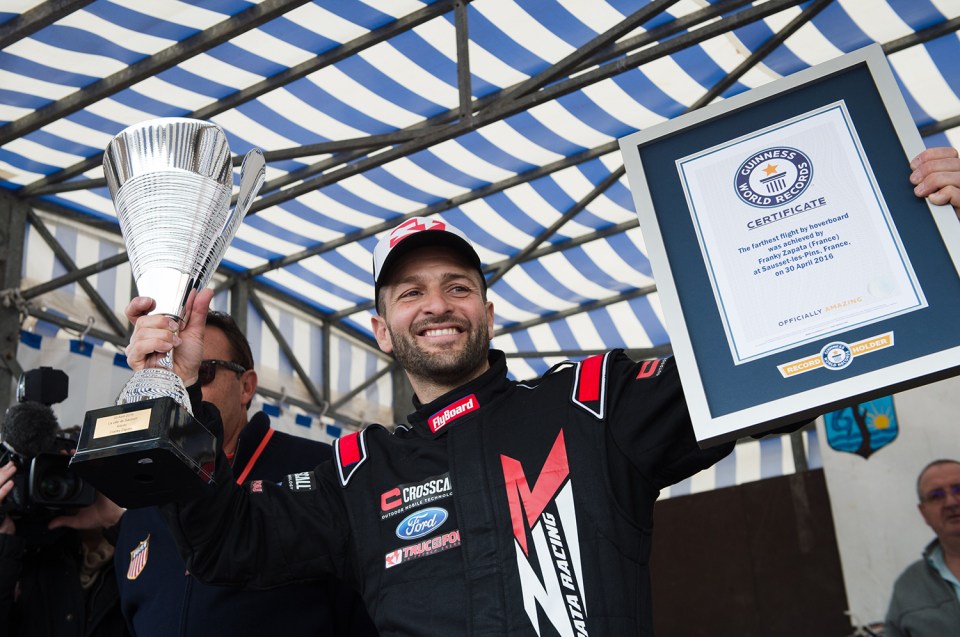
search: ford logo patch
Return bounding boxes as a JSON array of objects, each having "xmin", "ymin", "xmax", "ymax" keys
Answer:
[{"xmin": 396, "ymin": 507, "xmax": 448, "ymax": 540}]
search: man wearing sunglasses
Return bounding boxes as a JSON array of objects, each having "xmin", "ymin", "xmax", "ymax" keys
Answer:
[
  {"xmin": 886, "ymin": 458, "xmax": 960, "ymax": 636},
  {"xmin": 110, "ymin": 311, "xmax": 376, "ymax": 637}
]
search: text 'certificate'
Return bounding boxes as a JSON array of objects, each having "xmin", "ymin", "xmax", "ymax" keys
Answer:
[{"xmin": 677, "ymin": 101, "xmax": 926, "ymax": 364}]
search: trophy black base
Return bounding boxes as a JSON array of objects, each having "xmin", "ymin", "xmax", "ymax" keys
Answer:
[{"xmin": 70, "ymin": 397, "xmax": 217, "ymax": 508}]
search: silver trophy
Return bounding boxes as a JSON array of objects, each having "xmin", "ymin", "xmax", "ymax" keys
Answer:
[{"xmin": 71, "ymin": 118, "xmax": 265, "ymax": 507}]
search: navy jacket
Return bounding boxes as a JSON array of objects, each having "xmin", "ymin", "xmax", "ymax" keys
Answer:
[{"xmin": 115, "ymin": 410, "xmax": 377, "ymax": 636}]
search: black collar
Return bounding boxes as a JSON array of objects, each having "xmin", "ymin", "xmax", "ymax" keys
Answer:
[{"xmin": 406, "ymin": 350, "xmax": 511, "ymax": 438}]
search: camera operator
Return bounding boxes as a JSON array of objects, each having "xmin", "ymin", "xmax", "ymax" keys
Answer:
[{"xmin": 0, "ymin": 373, "xmax": 129, "ymax": 637}]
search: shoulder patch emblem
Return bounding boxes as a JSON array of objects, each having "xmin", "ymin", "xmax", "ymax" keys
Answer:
[
  {"xmin": 334, "ymin": 430, "xmax": 368, "ymax": 487},
  {"xmin": 127, "ymin": 534, "xmax": 150, "ymax": 580},
  {"xmin": 571, "ymin": 352, "xmax": 609, "ymax": 420}
]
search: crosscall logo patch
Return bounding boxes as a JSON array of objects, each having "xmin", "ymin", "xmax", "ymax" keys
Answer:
[
  {"xmin": 380, "ymin": 473, "xmax": 453, "ymax": 520},
  {"xmin": 396, "ymin": 507, "xmax": 448, "ymax": 541},
  {"xmin": 735, "ymin": 147, "xmax": 812, "ymax": 208}
]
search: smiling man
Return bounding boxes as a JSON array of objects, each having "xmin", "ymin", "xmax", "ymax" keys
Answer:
[
  {"xmin": 370, "ymin": 219, "xmax": 494, "ymax": 403},
  {"xmin": 886, "ymin": 459, "xmax": 960, "ymax": 636}
]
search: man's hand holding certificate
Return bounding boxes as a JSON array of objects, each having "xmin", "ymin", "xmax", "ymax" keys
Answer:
[{"xmin": 911, "ymin": 147, "xmax": 960, "ymax": 210}]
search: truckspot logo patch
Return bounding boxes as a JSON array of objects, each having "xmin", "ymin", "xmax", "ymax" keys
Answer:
[
  {"xmin": 384, "ymin": 529, "xmax": 461, "ymax": 569},
  {"xmin": 396, "ymin": 507, "xmax": 448, "ymax": 541},
  {"xmin": 735, "ymin": 147, "xmax": 812, "ymax": 208},
  {"xmin": 428, "ymin": 394, "xmax": 479, "ymax": 433}
]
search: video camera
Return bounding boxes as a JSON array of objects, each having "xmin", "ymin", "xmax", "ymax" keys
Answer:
[{"xmin": 1, "ymin": 367, "xmax": 95, "ymax": 519}]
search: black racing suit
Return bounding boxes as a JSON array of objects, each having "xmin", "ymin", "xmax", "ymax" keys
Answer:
[{"xmin": 164, "ymin": 349, "xmax": 733, "ymax": 636}]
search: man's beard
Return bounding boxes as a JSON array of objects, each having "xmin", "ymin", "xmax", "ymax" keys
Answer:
[{"xmin": 389, "ymin": 314, "xmax": 489, "ymax": 388}]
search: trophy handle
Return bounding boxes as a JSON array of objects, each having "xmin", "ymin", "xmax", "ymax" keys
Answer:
[
  {"xmin": 234, "ymin": 148, "xmax": 266, "ymax": 219},
  {"xmin": 189, "ymin": 148, "xmax": 266, "ymax": 294},
  {"xmin": 196, "ymin": 148, "xmax": 264, "ymax": 270}
]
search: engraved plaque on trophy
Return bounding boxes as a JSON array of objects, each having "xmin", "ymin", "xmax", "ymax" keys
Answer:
[{"xmin": 70, "ymin": 118, "xmax": 265, "ymax": 508}]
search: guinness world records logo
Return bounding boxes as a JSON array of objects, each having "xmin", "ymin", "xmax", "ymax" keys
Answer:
[
  {"xmin": 735, "ymin": 147, "xmax": 813, "ymax": 208},
  {"xmin": 820, "ymin": 341, "xmax": 853, "ymax": 370}
]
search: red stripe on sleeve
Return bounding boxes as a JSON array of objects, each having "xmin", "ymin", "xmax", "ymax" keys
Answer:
[
  {"xmin": 577, "ymin": 355, "xmax": 603, "ymax": 402},
  {"xmin": 339, "ymin": 432, "xmax": 361, "ymax": 466}
]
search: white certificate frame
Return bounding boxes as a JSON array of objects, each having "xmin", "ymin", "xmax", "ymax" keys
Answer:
[{"xmin": 619, "ymin": 44, "xmax": 960, "ymax": 446}]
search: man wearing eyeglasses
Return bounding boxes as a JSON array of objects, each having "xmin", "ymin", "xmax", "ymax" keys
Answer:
[
  {"xmin": 886, "ymin": 459, "xmax": 960, "ymax": 636},
  {"xmin": 109, "ymin": 310, "xmax": 377, "ymax": 637}
]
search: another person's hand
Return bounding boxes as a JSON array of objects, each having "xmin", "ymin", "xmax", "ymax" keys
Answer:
[
  {"xmin": 910, "ymin": 146, "xmax": 960, "ymax": 210},
  {"xmin": 47, "ymin": 492, "xmax": 124, "ymax": 532},
  {"xmin": 0, "ymin": 461, "xmax": 17, "ymax": 535},
  {"xmin": 124, "ymin": 288, "xmax": 213, "ymax": 386}
]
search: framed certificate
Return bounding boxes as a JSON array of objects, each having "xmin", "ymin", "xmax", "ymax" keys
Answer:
[{"xmin": 619, "ymin": 44, "xmax": 960, "ymax": 446}]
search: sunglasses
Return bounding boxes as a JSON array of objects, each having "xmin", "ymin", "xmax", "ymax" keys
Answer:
[
  {"xmin": 198, "ymin": 359, "xmax": 247, "ymax": 386},
  {"xmin": 921, "ymin": 483, "xmax": 960, "ymax": 504}
]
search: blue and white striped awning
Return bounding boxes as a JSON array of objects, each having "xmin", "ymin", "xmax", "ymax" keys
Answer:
[
  {"xmin": 17, "ymin": 329, "xmax": 817, "ymax": 493},
  {"xmin": 2, "ymin": 0, "xmax": 959, "ymax": 400}
]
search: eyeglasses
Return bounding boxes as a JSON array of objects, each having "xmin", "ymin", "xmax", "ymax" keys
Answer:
[
  {"xmin": 921, "ymin": 483, "xmax": 960, "ymax": 504},
  {"xmin": 198, "ymin": 359, "xmax": 246, "ymax": 386}
]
